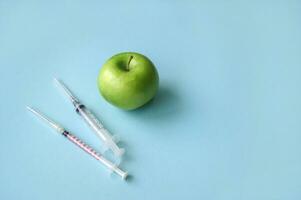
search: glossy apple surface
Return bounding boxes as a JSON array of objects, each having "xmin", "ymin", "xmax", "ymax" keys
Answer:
[{"xmin": 98, "ymin": 52, "xmax": 159, "ymax": 110}]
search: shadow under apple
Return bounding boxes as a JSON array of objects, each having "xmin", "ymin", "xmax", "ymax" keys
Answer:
[{"xmin": 126, "ymin": 84, "xmax": 183, "ymax": 126}]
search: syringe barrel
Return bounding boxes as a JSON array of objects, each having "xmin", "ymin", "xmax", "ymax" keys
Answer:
[
  {"xmin": 64, "ymin": 131, "xmax": 127, "ymax": 180},
  {"xmin": 76, "ymin": 105, "xmax": 124, "ymax": 156}
]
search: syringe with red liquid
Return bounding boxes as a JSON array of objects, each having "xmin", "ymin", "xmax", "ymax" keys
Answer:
[{"xmin": 26, "ymin": 106, "xmax": 128, "ymax": 180}]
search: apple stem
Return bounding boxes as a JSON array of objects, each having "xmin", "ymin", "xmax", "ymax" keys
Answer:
[{"xmin": 126, "ymin": 55, "xmax": 134, "ymax": 71}]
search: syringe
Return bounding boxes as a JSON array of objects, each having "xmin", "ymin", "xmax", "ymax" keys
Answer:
[
  {"xmin": 26, "ymin": 106, "xmax": 128, "ymax": 180},
  {"xmin": 54, "ymin": 78, "xmax": 125, "ymax": 157}
]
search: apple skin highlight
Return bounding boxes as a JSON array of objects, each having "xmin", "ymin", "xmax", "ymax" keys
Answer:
[{"xmin": 98, "ymin": 52, "xmax": 159, "ymax": 110}]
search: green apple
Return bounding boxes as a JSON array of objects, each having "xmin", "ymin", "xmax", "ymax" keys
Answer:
[{"xmin": 97, "ymin": 52, "xmax": 159, "ymax": 110}]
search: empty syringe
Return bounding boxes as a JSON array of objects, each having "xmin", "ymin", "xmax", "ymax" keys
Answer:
[{"xmin": 54, "ymin": 78, "xmax": 125, "ymax": 157}]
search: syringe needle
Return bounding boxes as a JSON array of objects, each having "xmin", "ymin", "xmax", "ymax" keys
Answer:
[
  {"xmin": 53, "ymin": 78, "xmax": 80, "ymax": 106},
  {"xmin": 26, "ymin": 106, "xmax": 65, "ymax": 134}
]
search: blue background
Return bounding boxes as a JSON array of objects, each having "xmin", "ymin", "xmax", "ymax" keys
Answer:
[{"xmin": 1, "ymin": 0, "xmax": 300, "ymax": 199}]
